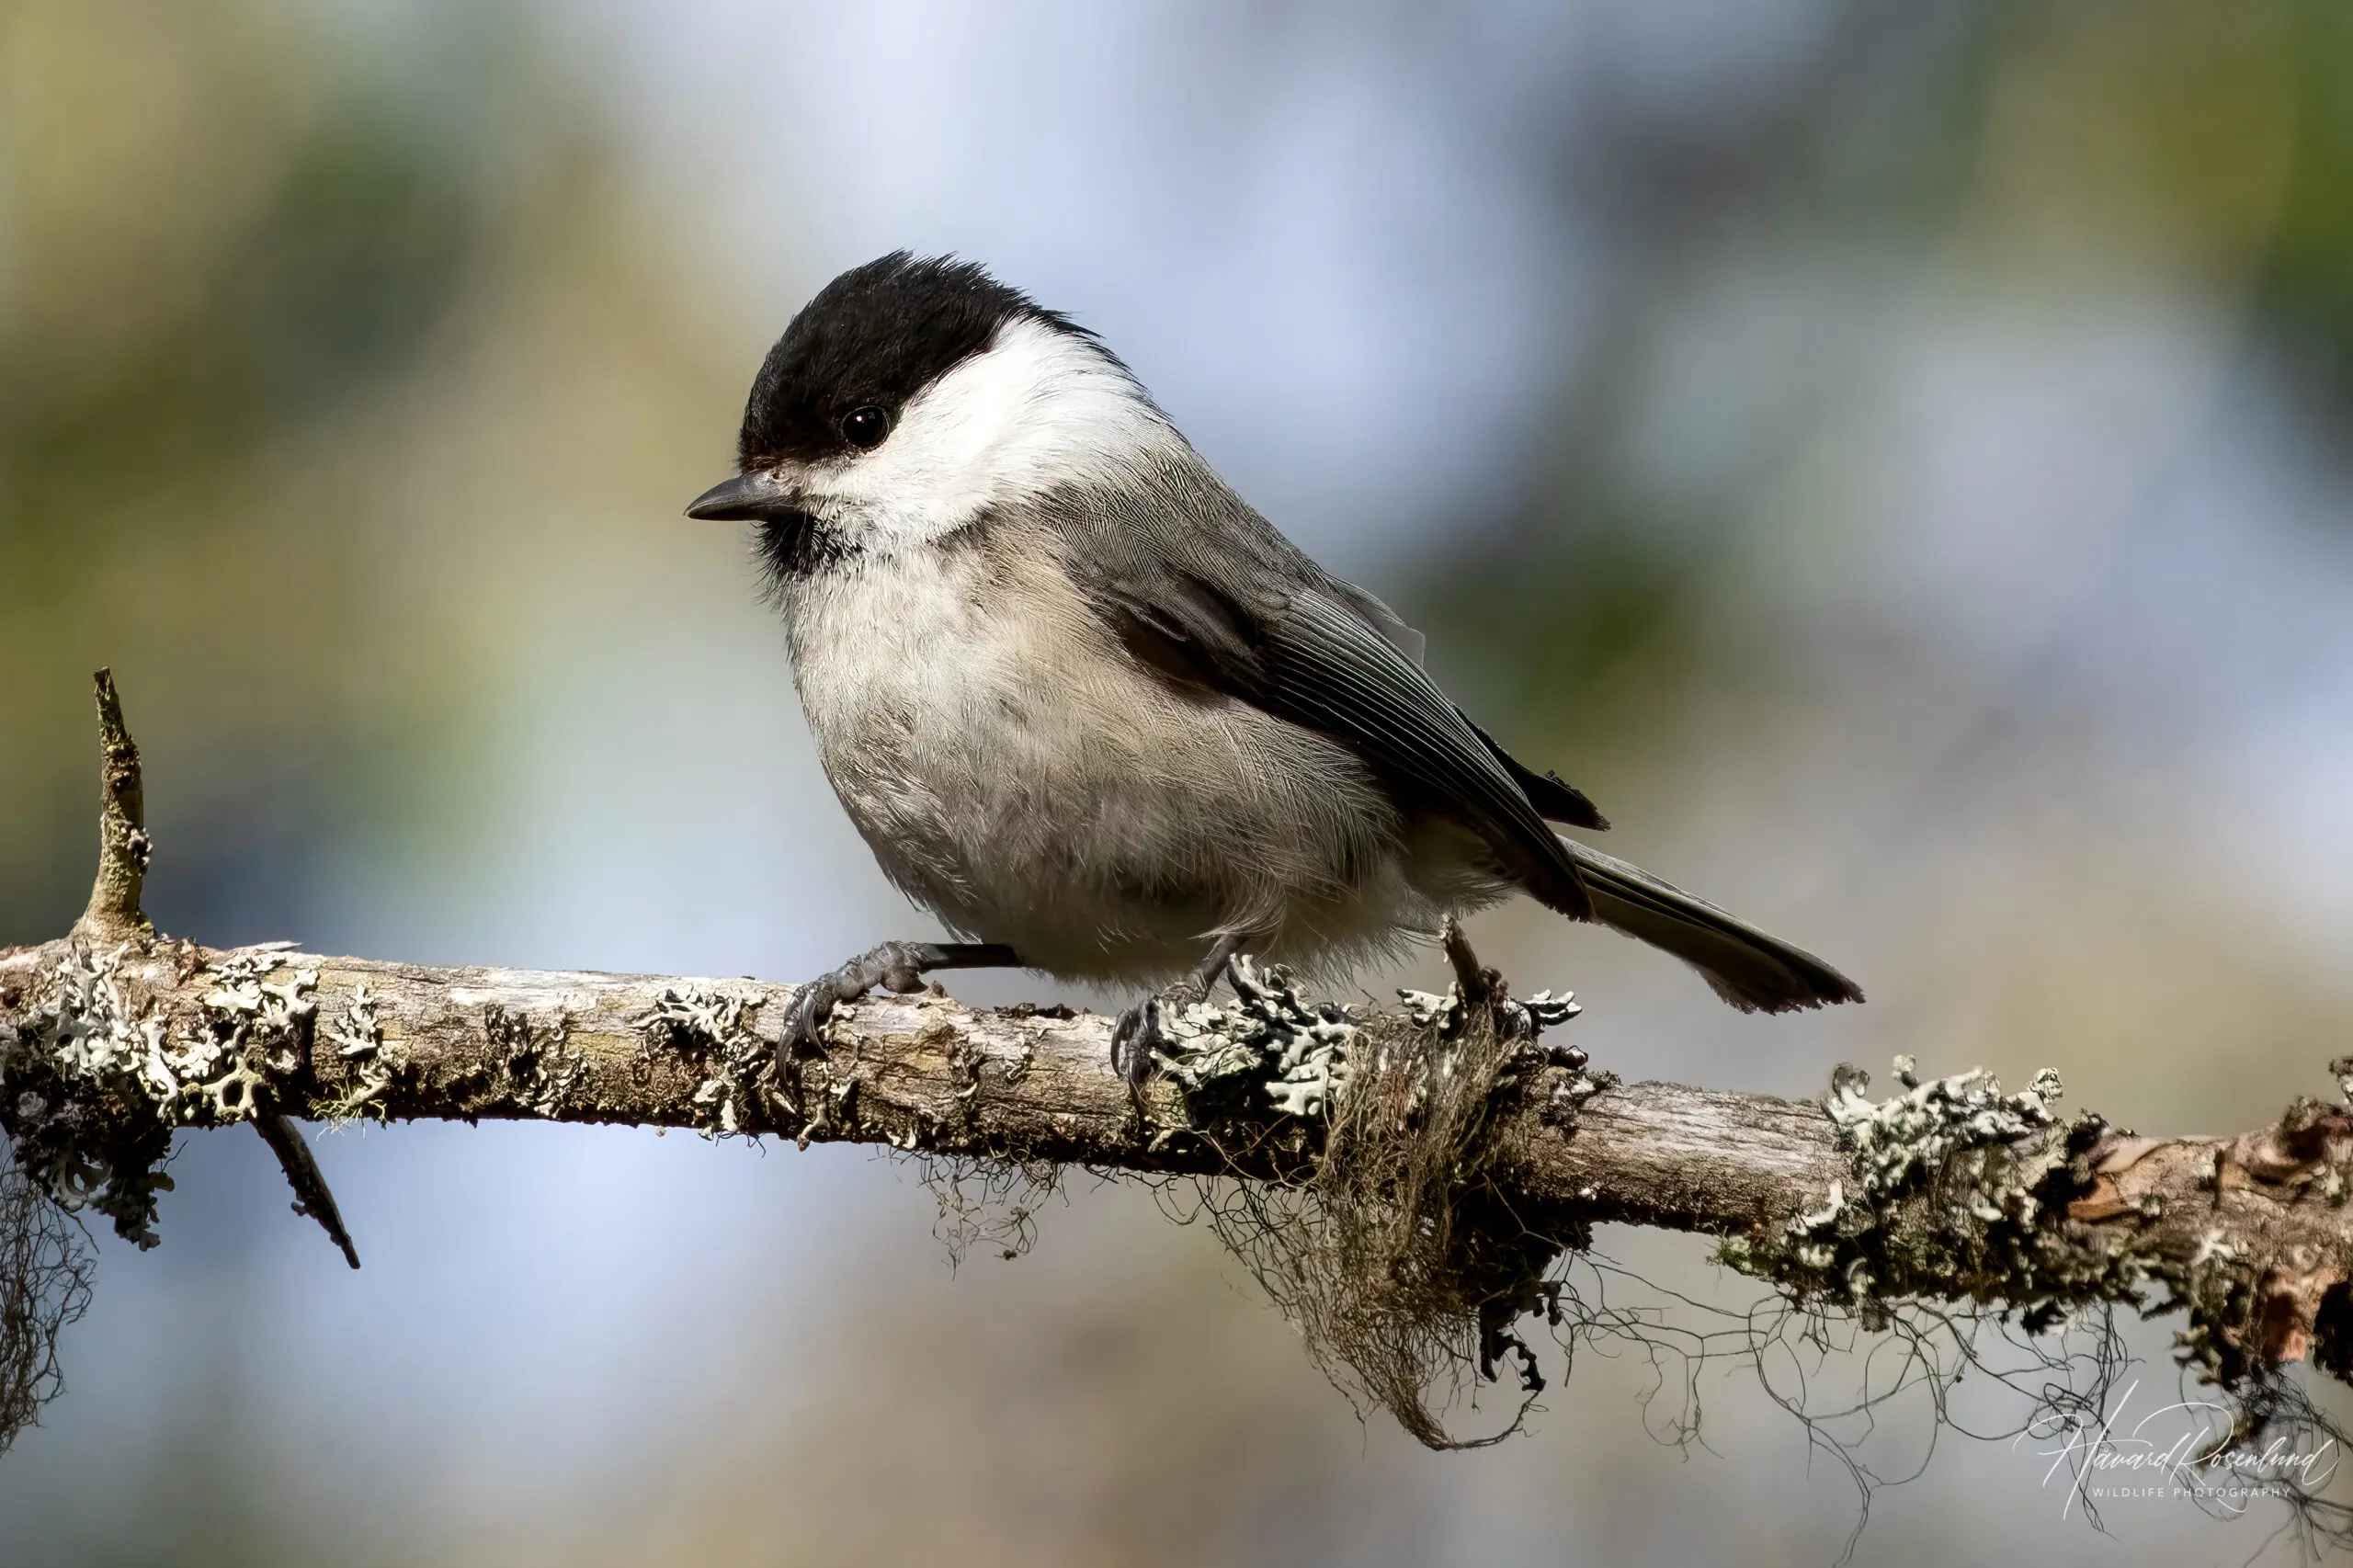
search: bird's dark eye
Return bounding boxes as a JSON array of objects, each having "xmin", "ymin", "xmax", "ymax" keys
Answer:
[{"xmin": 839, "ymin": 405, "xmax": 891, "ymax": 450}]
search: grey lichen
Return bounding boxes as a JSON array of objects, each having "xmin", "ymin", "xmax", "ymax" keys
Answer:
[
  {"xmin": 1719, "ymin": 1056, "xmax": 2139, "ymax": 1326},
  {"xmin": 1148, "ymin": 957, "xmax": 1360, "ymax": 1119},
  {"xmin": 1397, "ymin": 979, "xmax": 1600, "ymax": 1131},
  {"xmin": 483, "ymin": 1003, "xmax": 580, "ymax": 1121},
  {"xmin": 633, "ymin": 984, "xmax": 780, "ymax": 1138},
  {"xmin": 185, "ymin": 950, "xmax": 319, "ymax": 1123},
  {"xmin": 1825, "ymin": 1057, "xmax": 2067, "ymax": 1231},
  {"xmin": 0, "ymin": 943, "xmax": 330, "ymax": 1247},
  {"xmin": 1398, "ymin": 981, "xmax": 1580, "ymax": 1042},
  {"xmin": 1150, "ymin": 960, "xmax": 1584, "ymax": 1126},
  {"xmin": 0, "ymin": 945, "xmax": 174, "ymax": 1244},
  {"xmin": 318, "ymin": 983, "xmax": 395, "ymax": 1122}
]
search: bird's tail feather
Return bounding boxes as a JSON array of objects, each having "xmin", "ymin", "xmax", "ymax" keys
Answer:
[{"xmin": 1561, "ymin": 841, "xmax": 1863, "ymax": 1013}]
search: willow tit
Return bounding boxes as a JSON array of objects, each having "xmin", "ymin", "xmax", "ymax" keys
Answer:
[{"xmin": 688, "ymin": 254, "xmax": 1860, "ymax": 1062}]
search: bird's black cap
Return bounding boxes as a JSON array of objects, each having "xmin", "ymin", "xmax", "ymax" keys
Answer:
[{"xmin": 734, "ymin": 252, "xmax": 1088, "ymax": 467}]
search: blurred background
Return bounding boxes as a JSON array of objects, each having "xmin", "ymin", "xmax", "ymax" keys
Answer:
[{"xmin": 6, "ymin": 0, "xmax": 2353, "ymax": 1561}]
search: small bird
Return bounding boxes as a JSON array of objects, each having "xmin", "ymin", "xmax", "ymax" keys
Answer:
[{"xmin": 688, "ymin": 254, "xmax": 1860, "ymax": 1065}]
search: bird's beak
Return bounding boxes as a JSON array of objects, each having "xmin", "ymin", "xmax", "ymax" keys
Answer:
[{"xmin": 685, "ymin": 469, "xmax": 800, "ymax": 521}]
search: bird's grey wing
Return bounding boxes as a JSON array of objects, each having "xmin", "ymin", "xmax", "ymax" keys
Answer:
[
  {"xmin": 1063, "ymin": 512, "xmax": 1596, "ymax": 922},
  {"xmin": 1322, "ymin": 576, "xmax": 1426, "ymax": 666},
  {"xmin": 1456, "ymin": 714, "xmax": 1609, "ymax": 831},
  {"xmin": 1324, "ymin": 575, "xmax": 1608, "ymax": 832}
]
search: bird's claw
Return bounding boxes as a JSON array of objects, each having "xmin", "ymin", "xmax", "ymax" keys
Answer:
[
  {"xmin": 783, "ymin": 940, "xmax": 961, "ymax": 1052},
  {"xmin": 1109, "ymin": 996, "xmax": 1172, "ymax": 1088},
  {"xmin": 782, "ymin": 976, "xmax": 845, "ymax": 1054},
  {"xmin": 1110, "ymin": 939, "xmax": 1244, "ymax": 1089}
]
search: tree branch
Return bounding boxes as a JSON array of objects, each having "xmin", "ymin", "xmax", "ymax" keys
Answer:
[
  {"xmin": 5, "ymin": 674, "xmax": 2350, "ymax": 1421},
  {"xmin": 69, "ymin": 670, "xmax": 150, "ymax": 949}
]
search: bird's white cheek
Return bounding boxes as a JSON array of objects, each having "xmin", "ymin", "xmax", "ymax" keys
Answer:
[
  {"xmin": 791, "ymin": 451, "xmax": 948, "ymax": 561},
  {"xmin": 801, "ymin": 428, "xmax": 996, "ymax": 553},
  {"xmin": 797, "ymin": 316, "xmax": 1174, "ymax": 555}
]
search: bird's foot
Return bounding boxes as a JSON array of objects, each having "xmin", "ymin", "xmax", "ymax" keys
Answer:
[
  {"xmin": 783, "ymin": 940, "xmax": 1020, "ymax": 1051},
  {"xmin": 1109, "ymin": 991, "xmax": 1188, "ymax": 1090},
  {"xmin": 1109, "ymin": 936, "xmax": 1246, "ymax": 1088},
  {"xmin": 1110, "ymin": 992, "xmax": 1188, "ymax": 1133}
]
